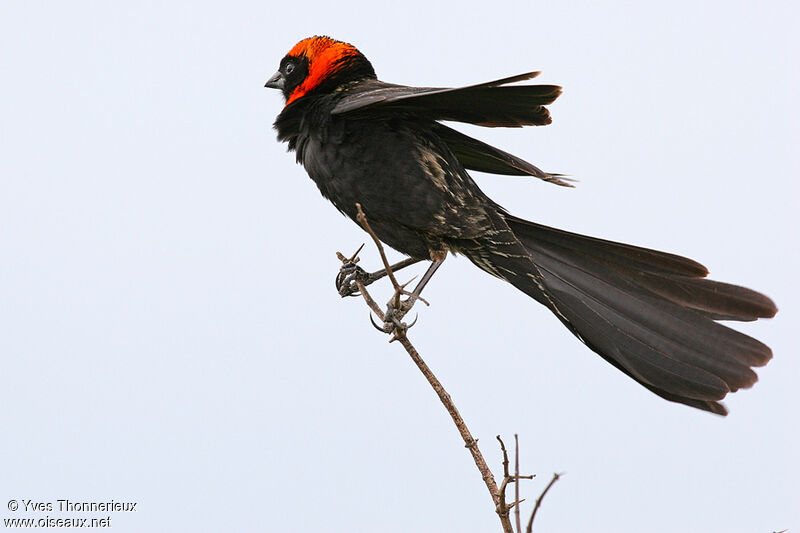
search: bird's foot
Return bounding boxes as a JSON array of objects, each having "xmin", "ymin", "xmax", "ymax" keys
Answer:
[
  {"xmin": 336, "ymin": 239, "xmax": 428, "ymax": 338},
  {"xmin": 335, "ymin": 245, "xmax": 368, "ymax": 297},
  {"xmin": 336, "ymin": 261, "xmax": 369, "ymax": 297},
  {"xmin": 370, "ymin": 294, "xmax": 419, "ymax": 337},
  {"xmin": 371, "ymin": 280, "xmax": 425, "ymax": 337}
]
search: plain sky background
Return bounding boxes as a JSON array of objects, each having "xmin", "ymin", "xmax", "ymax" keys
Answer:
[{"xmin": 1, "ymin": 1, "xmax": 797, "ymax": 532}]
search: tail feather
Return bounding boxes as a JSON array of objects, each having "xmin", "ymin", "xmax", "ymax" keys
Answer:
[
  {"xmin": 462, "ymin": 215, "xmax": 776, "ymax": 415},
  {"xmin": 505, "ymin": 215, "xmax": 777, "ymax": 322},
  {"xmin": 614, "ymin": 271, "xmax": 778, "ymax": 322},
  {"xmin": 528, "ymin": 245, "xmax": 762, "ymax": 393},
  {"xmin": 547, "ymin": 289, "xmax": 734, "ymax": 399}
]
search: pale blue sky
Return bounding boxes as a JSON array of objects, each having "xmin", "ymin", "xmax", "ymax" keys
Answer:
[{"xmin": 1, "ymin": 2, "xmax": 797, "ymax": 532}]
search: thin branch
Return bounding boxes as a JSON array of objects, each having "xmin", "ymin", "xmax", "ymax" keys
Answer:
[
  {"xmin": 496, "ymin": 436, "xmax": 511, "ymax": 523},
  {"xmin": 393, "ymin": 332, "xmax": 512, "ymax": 533},
  {"xmin": 355, "ymin": 203, "xmax": 401, "ymax": 294},
  {"xmin": 497, "ymin": 435, "xmax": 510, "ymax": 478},
  {"xmin": 514, "ymin": 434, "xmax": 521, "ymax": 533},
  {"xmin": 355, "ymin": 278, "xmax": 385, "ymax": 319},
  {"xmin": 497, "ymin": 434, "xmax": 536, "ymax": 533},
  {"xmin": 340, "ymin": 207, "xmax": 514, "ymax": 533},
  {"xmin": 526, "ymin": 472, "xmax": 563, "ymax": 533}
]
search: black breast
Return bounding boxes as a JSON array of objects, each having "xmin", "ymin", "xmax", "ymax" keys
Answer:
[{"xmin": 276, "ymin": 96, "xmax": 497, "ymax": 258}]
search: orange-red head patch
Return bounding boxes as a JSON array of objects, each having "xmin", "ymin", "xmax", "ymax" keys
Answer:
[{"xmin": 282, "ymin": 36, "xmax": 373, "ymax": 105}]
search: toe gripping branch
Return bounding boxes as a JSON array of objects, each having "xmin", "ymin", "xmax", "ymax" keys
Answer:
[
  {"xmin": 336, "ymin": 243, "xmax": 425, "ymax": 339},
  {"xmin": 335, "ymin": 244, "xmax": 368, "ymax": 297}
]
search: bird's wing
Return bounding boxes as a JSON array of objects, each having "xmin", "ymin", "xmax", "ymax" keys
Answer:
[
  {"xmin": 331, "ymin": 74, "xmax": 562, "ymax": 127},
  {"xmin": 431, "ymin": 123, "xmax": 574, "ymax": 187}
]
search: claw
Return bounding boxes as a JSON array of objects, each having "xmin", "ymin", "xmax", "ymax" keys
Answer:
[
  {"xmin": 406, "ymin": 313, "xmax": 419, "ymax": 329},
  {"xmin": 369, "ymin": 312, "xmax": 387, "ymax": 333}
]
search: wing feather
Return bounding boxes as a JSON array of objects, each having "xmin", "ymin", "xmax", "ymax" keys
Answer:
[
  {"xmin": 332, "ymin": 73, "xmax": 561, "ymax": 127},
  {"xmin": 431, "ymin": 123, "xmax": 574, "ymax": 187}
]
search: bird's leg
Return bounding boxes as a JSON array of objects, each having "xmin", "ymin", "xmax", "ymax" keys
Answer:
[
  {"xmin": 384, "ymin": 254, "xmax": 445, "ymax": 330},
  {"xmin": 336, "ymin": 250, "xmax": 422, "ymax": 297},
  {"xmin": 404, "ymin": 258, "xmax": 444, "ymax": 305}
]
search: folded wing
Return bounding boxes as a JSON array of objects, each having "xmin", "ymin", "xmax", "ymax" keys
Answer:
[
  {"xmin": 332, "ymin": 72, "xmax": 562, "ymax": 127},
  {"xmin": 432, "ymin": 123, "xmax": 574, "ymax": 187}
]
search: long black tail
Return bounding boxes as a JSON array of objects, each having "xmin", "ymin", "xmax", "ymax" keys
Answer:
[{"xmin": 463, "ymin": 214, "xmax": 777, "ymax": 415}]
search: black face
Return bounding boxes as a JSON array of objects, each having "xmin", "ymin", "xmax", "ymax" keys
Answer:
[
  {"xmin": 278, "ymin": 55, "xmax": 309, "ymax": 101},
  {"xmin": 266, "ymin": 46, "xmax": 376, "ymax": 104}
]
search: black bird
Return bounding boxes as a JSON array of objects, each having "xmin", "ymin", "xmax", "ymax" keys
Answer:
[{"xmin": 265, "ymin": 36, "xmax": 777, "ymax": 415}]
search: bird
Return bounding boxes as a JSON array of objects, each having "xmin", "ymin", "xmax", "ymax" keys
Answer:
[{"xmin": 265, "ymin": 36, "xmax": 777, "ymax": 415}]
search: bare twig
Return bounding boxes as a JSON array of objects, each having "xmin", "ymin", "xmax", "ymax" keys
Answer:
[
  {"xmin": 393, "ymin": 331, "xmax": 512, "ymax": 533},
  {"xmin": 497, "ymin": 434, "xmax": 537, "ymax": 533},
  {"xmin": 355, "ymin": 204, "xmax": 401, "ymax": 295},
  {"xmin": 497, "ymin": 436, "xmax": 510, "ymax": 477},
  {"xmin": 339, "ymin": 207, "xmax": 514, "ymax": 533},
  {"xmin": 496, "ymin": 436, "xmax": 511, "ymax": 522},
  {"xmin": 514, "ymin": 434, "xmax": 521, "ymax": 533},
  {"xmin": 526, "ymin": 472, "xmax": 563, "ymax": 533},
  {"xmin": 340, "ymin": 208, "xmax": 561, "ymax": 533}
]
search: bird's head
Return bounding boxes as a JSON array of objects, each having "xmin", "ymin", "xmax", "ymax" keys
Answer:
[{"xmin": 265, "ymin": 36, "xmax": 376, "ymax": 105}]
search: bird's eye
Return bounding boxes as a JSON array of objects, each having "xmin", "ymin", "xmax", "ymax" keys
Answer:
[{"xmin": 284, "ymin": 62, "xmax": 295, "ymax": 75}]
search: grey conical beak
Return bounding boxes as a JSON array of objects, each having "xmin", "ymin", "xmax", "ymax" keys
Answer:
[{"xmin": 265, "ymin": 71, "xmax": 284, "ymax": 90}]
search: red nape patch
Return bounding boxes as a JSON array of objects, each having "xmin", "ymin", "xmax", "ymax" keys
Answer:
[{"xmin": 285, "ymin": 36, "xmax": 361, "ymax": 105}]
